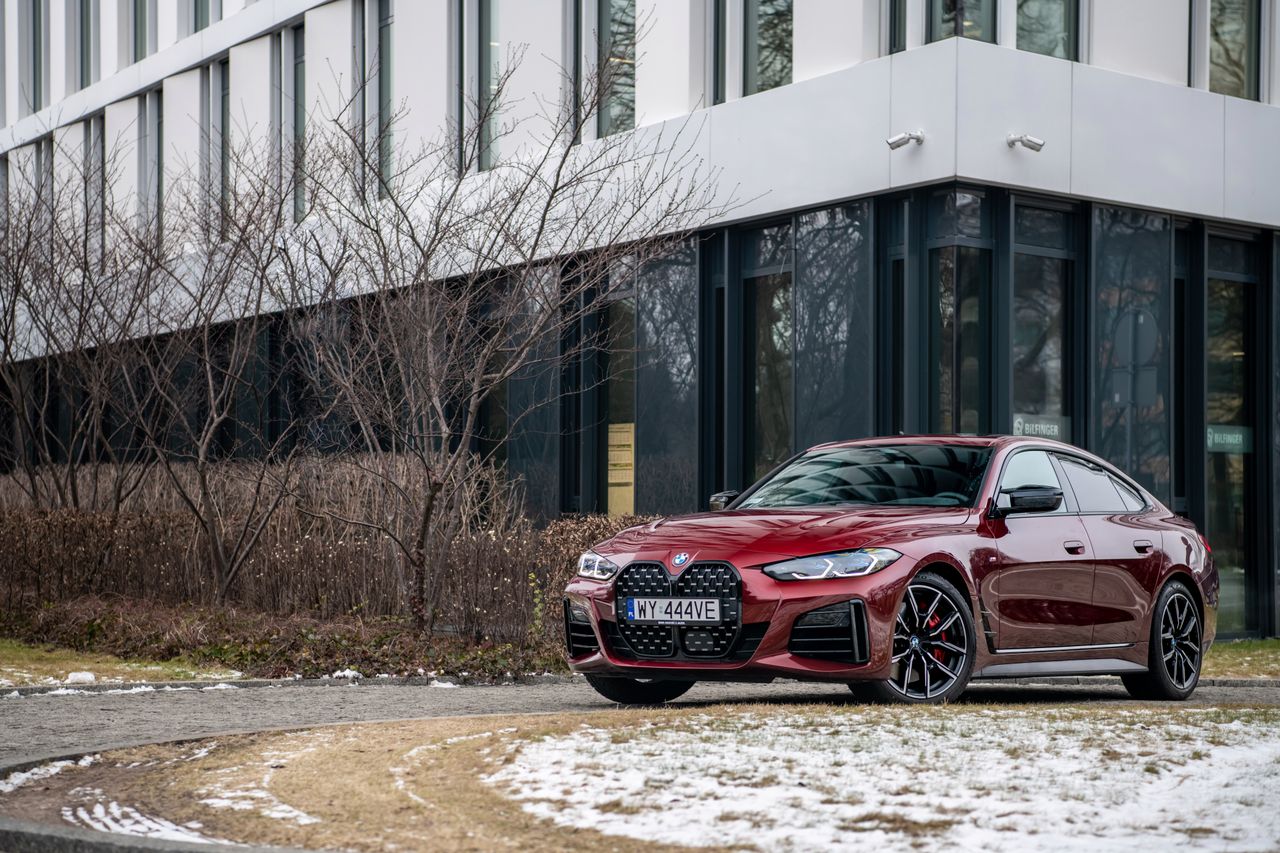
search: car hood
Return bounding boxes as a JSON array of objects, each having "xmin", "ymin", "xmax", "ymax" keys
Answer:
[{"xmin": 598, "ymin": 506, "xmax": 974, "ymax": 569}]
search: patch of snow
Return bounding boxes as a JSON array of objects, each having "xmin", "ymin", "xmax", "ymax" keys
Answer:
[
  {"xmin": 428, "ymin": 680, "xmax": 459, "ymax": 689},
  {"xmin": 332, "ymin": 668, "xmax": 362, "ymax": 679},
  {"xmin": 196, "ymin": 732, "xmax": 328, "ymax": 827},
  {"xmin": 488, "ymin": 707, "xmax": 1280, "ymax": 852},
  {"xmin": 102, "ymin": 685, "xmax": 156, "ymax": 695},
  {"xmin": 43, "ymin": 688, "xmax": 87, "ymax": 696},
  {"xmin": 65, "ymin": 671, "xmax": 96, "ymax": 685},
  {"xmin": 62, "ymin": 788, "xmax": 226, "ymax": 844},
  {"xmin": 201, "ymin": 683, "xmax": 238, "ymax": 691},
  {"xmin": 376, "ymin": 673, "xmax": 392, "ymax": 679},
  {"xmin": 3, "ymin": 691, "xmax": 19, "ymax": 699},
  {"xmin": 1, "ymin": 755, "xmax": 97, "ymax": 794}
]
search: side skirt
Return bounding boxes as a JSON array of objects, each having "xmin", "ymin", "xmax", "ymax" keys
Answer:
[{"xmin": 974, "ymin": 658, "xmax": 1146, "ymax": 679}]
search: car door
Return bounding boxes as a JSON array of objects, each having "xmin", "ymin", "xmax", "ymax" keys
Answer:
[
  {"xmin": 1054, "ymin": 455, "xmax": 1157, "ymax": 646},
  {"xmin": 989, "ymin": 449, "xmax": 1096, "ymax": 649}
]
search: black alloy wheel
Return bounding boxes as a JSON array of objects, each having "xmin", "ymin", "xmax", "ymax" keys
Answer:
[
  {"xmin": 855, "ymin": 571, "xmax": 976, "ymax": 704},
  {"xmin": 1123, "ymin": 579, "xmax": 1203, "ymax": 701}
]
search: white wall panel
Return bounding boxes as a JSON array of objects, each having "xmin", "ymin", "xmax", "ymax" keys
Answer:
[
  {"xmin": 162, "ymin": 66, "xmax": 205, "ymax": 215},
  {"xmin": 1089, "ymin": 0, "xmax": 1189, "ymax": 87},
  {"xmin": 493, "ymin": 0, "xmax": 565, "ymax": 159},
  {"xmin": 793, "ymin": 0, "xmax": 879, "ymax": 81},
  {"xmin": 52, "ymin": 120, "xmax": 83, "ymax": 186},
  {"xmin": 157, "ymin": 1, "xmax": 181, "ymax": 51},
  {"xmin": 955, "ymin": 39, "xmax": 1071, "ymax": 194},
  {"xmin": 229, "ymin": 35, "xmax": 274, "ymax": 146},
  {"xmin": 104, "ymin": 95, "xmax": 140, "ymax": 219},
  {"xmin": 709, "ymin": 55, "xmax": 891, "ymax": 221},
  {"xmin": 1223, "ymin": 96, "xmax": 1280, "ymax": 226},
  {"xmin": 4, "ymin": 2, "xmax": 20, "ymax": 127},
  {"xmin": 392, "ymin": 0, "xmax": 453, "ymax": 164},
  {"xmin": 303, "ymin": 0, "xmax": 354, "ymax": 125},
  {"xmin": 637, "ymin": 0, "xmax": 705, "ymax": 122},
  {"xmin": 1070, "ymin": 63, "xmax": 1224, "ymax": 218},
  {"xmin": 889, "ymin": 38, "xmax": 956, "ymax": 188},
  {"xmin": 99, "ymin": 0, "xmax": 120, "ymax": 76}
]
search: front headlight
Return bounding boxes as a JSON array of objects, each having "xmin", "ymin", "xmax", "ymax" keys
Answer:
[
  {"xmin": 577, "ymin": 550, "xmax": 621, "ymax": 581},
  {"xmin": 763, "ymin": 548, "xmax": 902, "ymax": 581}
]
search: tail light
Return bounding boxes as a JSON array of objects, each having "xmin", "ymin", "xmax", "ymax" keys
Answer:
[{"xmin": 1199, "ymin": 533, "xmax": 1212, "ymax": 554}]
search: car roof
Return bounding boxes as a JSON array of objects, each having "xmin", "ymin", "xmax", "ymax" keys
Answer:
[{"xmin": 807, "ymin": 434, "xmax": 1069, "ymax": 452}]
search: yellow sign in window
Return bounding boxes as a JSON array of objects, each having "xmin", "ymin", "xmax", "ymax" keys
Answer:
[{"xmin": 607, "ymin": 422, "xmax": 635, "ymax": 516}]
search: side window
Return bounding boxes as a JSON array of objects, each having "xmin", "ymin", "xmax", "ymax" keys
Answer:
[
  {"xmin": 1111, "ymin": 476, "xmax": 1146, "ymax": 511},
  {"xmin": 1058, "ymin": 457, "xmax": 1127, "ymax": 513},
  {"xmin": 996, "ymin": 450, "xmax": 1064, "ymax": 513}
]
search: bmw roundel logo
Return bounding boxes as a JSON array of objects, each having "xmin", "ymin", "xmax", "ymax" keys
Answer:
[{"xmin": 672, "ymin": 552, "xmax": 690, "ymax": 568}]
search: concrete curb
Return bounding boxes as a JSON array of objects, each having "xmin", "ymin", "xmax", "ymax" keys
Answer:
[{"xmin": 0, "ymin": 815, "xmax": 318, "ymax": 852}]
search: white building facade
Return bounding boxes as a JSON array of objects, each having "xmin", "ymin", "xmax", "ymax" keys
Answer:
[{"xmin": 1, "ymin": 0, "xmax": 1279, "ymax": 638}]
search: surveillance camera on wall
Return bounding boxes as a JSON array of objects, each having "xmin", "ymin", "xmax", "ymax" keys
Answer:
[
  {"xmin": 886, "ymin": 130, "xmax": 925, "ymax": 150},
  {"xmin": 1007, "ymin": 133, "xmax": 1046, "ymax": 152}
]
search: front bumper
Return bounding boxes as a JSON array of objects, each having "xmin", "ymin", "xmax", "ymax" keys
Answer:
[{"xmin": 563, "ymin": 560, "xmax": 915, "ymax": 683}]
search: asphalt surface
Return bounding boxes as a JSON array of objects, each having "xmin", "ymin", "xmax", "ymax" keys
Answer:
[{"xmin": 4, "ymin": 677, "xmax": 1280, "ymax": 771}]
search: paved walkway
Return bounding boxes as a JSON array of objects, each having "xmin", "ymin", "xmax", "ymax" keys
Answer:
[{"xmin": 3, "ymin": 678, "xmax": 1279, "ymax": 770}]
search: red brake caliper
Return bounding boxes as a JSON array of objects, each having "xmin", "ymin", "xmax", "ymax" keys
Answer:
[{"xmin": 928, "ymin": 614, "xmax": 945, "ymax": 661}]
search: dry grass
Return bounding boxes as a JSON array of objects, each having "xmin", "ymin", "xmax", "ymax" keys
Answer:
[
  {"xmin": 1203, "ymin": 639, "xmax": 1280, "ymax": 680},
  {"xmin": 0, "ymin": 638, "xmax": 238, "ymax": 687}
]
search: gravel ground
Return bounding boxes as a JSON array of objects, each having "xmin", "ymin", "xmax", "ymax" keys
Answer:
[{"xmin": 3, "ymin": 677, "xmax": 1279, "ymax": 771}]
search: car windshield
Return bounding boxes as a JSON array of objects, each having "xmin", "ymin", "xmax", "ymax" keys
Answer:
[{"xmin": 738, "ymin": 444, "xmax": 994, "ymax": 509}]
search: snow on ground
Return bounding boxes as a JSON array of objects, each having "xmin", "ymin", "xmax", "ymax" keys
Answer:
[
  {"xmin": 195, "ymin": 731, "xmax": 328, "ymax": 827},
  {"xmin": 488, "ymin": 707, "xmax": 1280, "ymax": 852},
  {"xmin": 0, "ymin": 755, "xmax": 98, "ymax": 794},
  {"xmin": 62, "ymin": 788, "xmax": 226, "ymax": 845}
]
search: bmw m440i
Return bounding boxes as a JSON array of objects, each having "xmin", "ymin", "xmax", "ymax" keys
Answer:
[{"xmin": 563, "ymin": 436, "xmax": 1218, "ymax": 705}]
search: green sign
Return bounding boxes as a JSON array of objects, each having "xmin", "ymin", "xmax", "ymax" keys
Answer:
[{"xmin": 1206, "ymin": 425, "xmax": 1252, "ymax": 454}]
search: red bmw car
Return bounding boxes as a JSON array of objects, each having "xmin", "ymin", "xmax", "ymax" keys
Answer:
[{"xmin": 563, "ymin": 436, "xmax": 1217, "ymax": 705}]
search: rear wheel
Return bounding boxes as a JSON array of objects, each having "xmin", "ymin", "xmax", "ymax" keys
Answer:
[
  {"xmin": 584, "ymin": 674, "xmax": 694, "ymax": 705},
  {"xmin": 1122, "ymin": 580, "xmax": 1202, "ymax": 701},
  {"xmin": 854, "ymin": 571, "xmax": 975, "ymax": 704}
]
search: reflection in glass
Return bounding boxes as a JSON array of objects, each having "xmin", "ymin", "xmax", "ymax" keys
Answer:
[
  {"xmin": 930, "ymin": 246, "xmax": 989, "ymax": 434},
  {"xmin": 635, "ymin": 245, "xmax": 699, "ymax": 514},
  {"xmin": 749, "ymin": 270, "xmax": 793, "ymax": 482},
  {"xmin": 1206, "ymin": 267, "xmax": 1253, "ymax": 634},
  {"xmin": 1209, "ymin": 0, "xmax": 1260, "ymax": 100},
  {"xmin": 478, "ymin": 0, "xmax": 500, "ymax": 170},
  {"xmin": 1013, "ymin": 253, "xmax": 1067, "ymax": 423},
  {"xmin": 889, "ymin": 0, "xmax": 907, "ymax": 53},
  {"xmin": 928, "ymin": 0, "xmax": 997, "ymax": 43},
  {"xmin": 1017, "ymin": 0, "xmax": 1077, "ymax": 59},
  {"xmin": 744, "ymin": 0, "xmax": 792, "ymax": 96},
  {"xmin": 598, "ymin": 0, "xmax": 635, "ymax": 136},
  {"xmin": 794, "ymin": 203, "xmax": 874, "ymax": 448},
  {"xmin": 600, "ymin": 299, "xmax": 636, "ymax": 516},
  {"xmin": 1091, "ymin": 206, "xmax": 1172, "ymax": 502}
]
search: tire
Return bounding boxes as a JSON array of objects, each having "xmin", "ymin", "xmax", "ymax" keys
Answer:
[
  {"xmin": 585, "ymin": 674, "xmax": 694, "ymax": 705},
  {"xmin": 859, "ymin": 571, "xmax": 976, "ymax": 705},
  {"xmin": 1122, "ymin": 579, "xmax": 1203, "ymax": 701}
]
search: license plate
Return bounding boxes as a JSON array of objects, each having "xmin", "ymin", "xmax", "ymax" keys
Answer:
[{"xmin": 625, "ymin": 597, "xmax": 721, "ymax": 625}]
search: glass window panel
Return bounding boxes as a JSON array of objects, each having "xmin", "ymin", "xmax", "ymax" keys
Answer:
[
  {"xmin": 930, "ymin": 244, "xmax": 989, "ymax": 434},
  {"xmin": 929, "ymin": 0, "xmax": 996, "ymax": 43},
  {"xmin": 601, "ymin": 299, "xmax": 636, "ymax": 516},
  {"xmin": 134, "ymin": 0, "xmax": 147, "ymax": 62},
  {"xmin": 506, "ymin": 294, "xmax": 562, "ymax": 521},
  {"xmin": 929, "ymin": 189, "xmax": 988, "ymax": 240},
  {"xmin": 1059, "ymin": 456, "xmax": 1128, "ymax": 512},
  {"xmin": 1017, "ymin": 0, "xmax": 1077, "ymax": 59},
  {"xmin": 744, "ymin": 0, "xmax": 792, "ymax": 96},
  {"xmin": 1206, "ymin": 276, "xmax": 1253, "ymax": 633},
  {"xmin": 713, "ymin": 0, "xmax": 727, "ymax": 104},
  {"xmin": 1013, "ymin": 253, "xmax": 1069, "ymax": 435},
  {"xmin": 794, "ymin": 203, "xmax": 874, "ymax": 448},
  {"xmin": 740, "ymin": 222, "xmax": 792, "ymax": 273},
  {"xmin": 748, "ymin": 270, "xmax": 793, "ymax": 482},
  {"xmin": 1207, "ymin": 235, "xmax": 1255, "ymax": 277},
  {"xmin": 1091, "ymin": 206, "xmax": 1172, "ymax": 502},
  {"xmin": 479, "ymin": 0, "xmax": 499, "ymax": 169},
  {"xmin": 1111, "ymin": 476, "xmax": 1146, "ymax": 511},
  {"xmin": 1015, "ymin": 205, "xmax": 1070, "ymax": 250},
  {"xmin": 889, "ymin": 0, "xmax": 907, "ymax": 53},
  {"xmin": 378, "ymin": 0, "xmax": 393, "ymax": 191},
  {"xmin": 1209, "ymin": 0, "xmax": 1260, "ymax": 100},
  {"xmin": 293, "ymin": 26, "xmax": 306, "ymax": 222},
  {"xmin": 598, "ymin": 0, "xmax": 635, "ymax": 136},
  {"xmin": 635, "ymin": 244, "xmax": 699, "ymax": 514}
]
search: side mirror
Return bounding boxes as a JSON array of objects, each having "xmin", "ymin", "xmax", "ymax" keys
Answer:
[
  {"xmin": 992, "ymin": 486, "xmax": 1063, "ymax": 518},
  {"xmin": 708, "ymin": 490, "xmax": 740, "ymax": 512}
]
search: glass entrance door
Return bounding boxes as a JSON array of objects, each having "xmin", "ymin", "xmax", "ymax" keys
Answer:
[{"xmin": 1205, "ymin": 236, "xmax": 1257, "ymax": 635}]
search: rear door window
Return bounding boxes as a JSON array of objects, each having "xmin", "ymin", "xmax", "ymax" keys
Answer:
[{"xmin": 1057, "ymin": 456, "xmax": 1128, "ymax": 513}]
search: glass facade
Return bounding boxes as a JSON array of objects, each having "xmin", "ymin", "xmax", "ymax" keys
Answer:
[
  {"xmin": 744, "ymin": 0, "xmax": 792, "ymax": 96},
  {"xmin": 1091, "ymin": 206, "xmax": 1173, "ymax": 503},
  {"xmin": 1017, "ymin": 0, "xmax": 1077, "ymax": 60},
  {"xmin": 600, "ymin": 297, "xmax": 636, "ymax": 516},
  {"xmin": 1012, "ymin": 204, "xmax": 1072, "ymax": 440},
  {"xmin": 928, "ymin": 0, "xmax": 997, "ymax": 44},
  {"xmin": 478, "ymin": 0, "xmax": 499, "ymax": 170},
  {"xmin": 597, "ymin": 0, "xmax": 635, "ymax": 136},
  {"xmin": 742, "ymin": 224, "xmax": 794, "ymax": 481},
  {"xmin": 377, "ymin": 0, "xmax": 394, "ymax": 192},
  {"xmin": 1209, "ymin": 0, "xmax": 1260, "ymax": 101}
]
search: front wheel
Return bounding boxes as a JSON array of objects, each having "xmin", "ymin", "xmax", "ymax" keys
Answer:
[
  {"xmin": 585, "ymin": 674, "xmax": 694, "ymax": 705},
  {"xmin": 857, "ymin": 571, "xmax": 976, "ymax": 704},
  {"xmin": 1122, "ymin": 580, "xmax": 1202, "ymax": 701}
]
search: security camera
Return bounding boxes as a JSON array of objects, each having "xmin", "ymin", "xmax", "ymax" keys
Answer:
[
  {"xmin": 886, "ymin": 130, "xmax": 925, "ymax": 150},
  {"xmin": 1007, "ymin": 133, "xmax": 1046, "ymax": 152}
]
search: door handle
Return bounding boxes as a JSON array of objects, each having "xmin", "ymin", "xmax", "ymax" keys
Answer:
[
  {"xmin": 1133, "ymin": 539, "xmax": 1154, "ymax": 554},
  {"xmin": 1063, "ymin": 540, "xmax": 1086, "ymax": 555}
]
